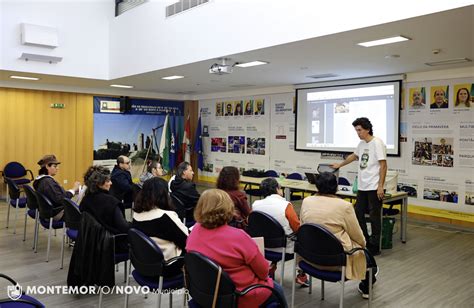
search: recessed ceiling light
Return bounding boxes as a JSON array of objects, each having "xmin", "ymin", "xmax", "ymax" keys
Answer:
[
  {"xmin": 110, "ymin": 84, "xmax": 134, "ymax": 88},
  {"xmin": 10, "ymin": 75, "xmax": 40, "ymax": 81},
  {"xmin": 307, "ymin": 73, "xmax": 338, "ymax": 79},
  {"xmin": 425, "ymin": 58, "xmax": 471, "ymax": 66},
  {"xmin": 384, "ymin": 54, "xmax": 400, "ymax": 59},
  {"xmin": 235, "ymin": 61, "xmax": 269, "ymax": 68},
  {"xmin": 358, "ymin": 36, "xmax": 410, "ymax": 47},
  {"xmin": 162, "ymin": 75, "xmax": 185, "ymax": 80}
]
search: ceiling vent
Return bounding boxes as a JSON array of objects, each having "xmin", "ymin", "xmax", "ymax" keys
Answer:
[{"xmin": 166, "ymin": 0, "xmax": 209, "ymax": 17}]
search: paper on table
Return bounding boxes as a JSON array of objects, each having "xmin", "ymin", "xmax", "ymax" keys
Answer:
[{"xmin": 252, "ymin": 237, "xmax": 265, "ymax": 256}]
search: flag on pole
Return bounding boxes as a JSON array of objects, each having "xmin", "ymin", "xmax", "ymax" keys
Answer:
[
  {"xmin": 182, "ymin": 115, "xmax": 191, "ymax": 163},
  {"xmin": 176, "ymin": 114, "xmax": 184, "ymax": 165},
  {"xmin": 194, "ymin": 113, "xmax": 204, "ymax": 170},
  {"xmin": 169, "ymin": 113, "xmax": 177, "ymax": 170},
  {"xmin": 159, "ymin": 114, "xmax": 170, "ymax": 171}
]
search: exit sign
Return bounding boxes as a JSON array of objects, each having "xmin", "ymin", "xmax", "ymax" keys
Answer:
[{"xmin": 50, "ymin": 103, "xmax": 65, "ymax": 109}]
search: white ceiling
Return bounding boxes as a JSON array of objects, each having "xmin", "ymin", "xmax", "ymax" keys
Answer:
[{"xmin": 1, "ymin": 6, "xmax": 473, "ymax": 97}]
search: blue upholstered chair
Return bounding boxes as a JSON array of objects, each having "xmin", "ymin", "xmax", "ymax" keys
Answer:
[
  {"xmin": 290, "ymin": 224, "xmax": 374, "ymax": 308},
  {"xmin": 124, "ymin": 228, "xmax": 185, "ymax": 308},
  {"xmin": 286, "ymin": 172, "xmax": 304, "ymax": 200},
  {"xmin": 5, "ymin": 177, "xmax": 27, "ymax": 234},
  {"xmin": 0, "ymin": 274, "xmax": 44, "ymax": 307},
  {"xmin": 247, "ymin": 211, "xmax": 294, "ymax": 286},
  {"xmin": 60, "ymin": 198, "xmax": 82, "ymax": 269},
  {"xmin": 34, "ymin": 191, "xmax": 65, "ymax": 261},
  {"xmin": 22, "ymin": 185, "xmax": 39, "ymax": 249},
  {"xmin": 185, "ymin": 251, "xmax": 285, "ymax": 308},
  {"xmin": 1, "ymin": 162, "xmax": 34, "ymax": 186},
  {"xmin": 338, "ymin": 177, "xmax": 351, "ymax": 186}
]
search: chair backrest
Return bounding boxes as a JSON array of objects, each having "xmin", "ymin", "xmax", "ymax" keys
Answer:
[
  {"xmin": 264, "ymin": 170, "xmax": 278, "ymax": 177},
  {"xmin": 185, "ymin": 251, "xmax": 237, "ymax": 308},
  {"xmin": 247, "ymin": 211, "xmax": 287, "ymax": 248},
  {"xmin": 286, "ymin": 172, "xmax": 303, "ymax": 180},
  {"xmin": 296, "ymin": 224, "xmax": 346, "ymax": 267},
  {"xmin": 338, "ymin": 177, "xmax": 351, "ymax": 186},
  {"xmin": 5, "ymin": 177, "xmax": 21, "ymax": 200},
  {"xmin": 3, "ymin": 161, "xmax": 27, "ymax": 178},
  {"xmin": 131, "ymin": 183, "xmax": 142, "ymax": 202},
  {"xmin": 62, "ymin": 198, "xmax": 82, "ymax": 230},
  {"xmin": 128, "ymin": 228, "xmax": 167, "ymax": 277},
  {"xmin": 23, "ymin": 185, "xmax": 38, "ymax": 211},
  {"xmin": 34, "ymin": 191, "xmax": 54, "ymax": 220},
  {"xmin": 170, "ymin": 192, "xmax": 195, "ymax": 221}
]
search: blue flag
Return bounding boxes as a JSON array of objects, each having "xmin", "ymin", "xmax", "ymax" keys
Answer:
[
  {"xmin": 169, "ymin": 113, "xmax": 177, "ymax": 170},
  {"xmin": 194, "ymin": 115, "xmax": 204, "ymax": 170}
]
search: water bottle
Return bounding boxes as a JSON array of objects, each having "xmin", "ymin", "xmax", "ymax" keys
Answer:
[{"xmin": 352, "ymin": 175, "xmax": 358, "ymax": 194}]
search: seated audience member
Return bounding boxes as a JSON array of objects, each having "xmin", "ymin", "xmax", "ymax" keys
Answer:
[
  {"xmin": 80, "ymin": 165, "xmax": 130, "ymax": 251},
  {"xmin": 300, "ymin": 172, "xmax": 378, "ymax": 299},
  {"xmin": 33, "ymin": 154, "xmax": 80, "ymax": 221},
  {"xmin": 216, "ymin": 166, "xmax": 251, "ymax": 229},
  {"xmin": 252, "ymin": 178, "xmax": 308, "ymax": 286},
  {"xmin": 138, "ymin": 160, "xmax": 164, "ymax": 188},
  {"xmin": 132, "ymin": 177, "xmax": 188, "ymax": 276},
  {"xmin": 169, "ymin": 162, "xmax": 200, "ymax": 221},
  {"xmin": 110, "ymin": 155, "xmax": 133, "ymax": 210},
  {"xmin": 186, "ymin": 189, "xmax": 288, "ymax": 308}
]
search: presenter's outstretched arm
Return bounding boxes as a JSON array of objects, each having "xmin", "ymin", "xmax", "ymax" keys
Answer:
[{"xmin": 331, "ymin": 153, "xmax": 358, "ymax": 170}]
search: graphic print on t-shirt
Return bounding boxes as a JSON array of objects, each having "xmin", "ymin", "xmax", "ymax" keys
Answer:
[{"xmin": 360, "ymin": 150, "xmax": 369, "ymax": 169}]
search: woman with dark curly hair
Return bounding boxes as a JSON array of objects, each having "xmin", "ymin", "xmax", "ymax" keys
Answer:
[
  {"xmin": 186, "ymin": 189, "xmax": 288, "ymax": 308},
  {"xmin": 216, "ymin": 166, "xmax": 250, "ymax": 229},
  {"xmin": 132, "ymin": 177, "xmax": 188, "ymax": 275},
  {"xmin": 80, "ymin": 165, "xmax": 130, "ymax": 236}
]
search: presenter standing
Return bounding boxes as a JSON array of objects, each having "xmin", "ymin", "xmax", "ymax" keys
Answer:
[{"xmin": 331, "ymin": 117, "xmax": 387, "ymax": 255}]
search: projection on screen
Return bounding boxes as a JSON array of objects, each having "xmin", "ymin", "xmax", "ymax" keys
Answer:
[{"xmin": 295, "ymin": 81, "xmax": 400, "ymax": 156}]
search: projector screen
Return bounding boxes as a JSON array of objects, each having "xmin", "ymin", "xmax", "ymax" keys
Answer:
[{"xmin": 295, "ymin": 80, "xmax": 401, "ymax": 156}]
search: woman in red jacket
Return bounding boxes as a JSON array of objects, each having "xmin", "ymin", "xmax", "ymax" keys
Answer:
[{"xmin": 216, "ymin": 166, "xmax": 251, "ymax": 229}]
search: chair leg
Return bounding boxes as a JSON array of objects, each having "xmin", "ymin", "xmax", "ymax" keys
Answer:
[
  {"xmin": 309, "ymin": 276, "xmax": 312, "ymax": 294},
  {"xmin": 280, "ymin": 247, "xmax": 286, "ymax": 286},
  {"xmin": 33, "ymin": 211, "xmax": 39, "ymax": 252},
  {"xmin": 6, "ymin": 201, "xmax": 11, "ymax": 229},
  {"xmin": 157, "ymin": 276, "xmax": 164, "ymax": 308},
  {"xmin": 290, "ymin": 256, "xmax": 297, "ymax": 308},
  {"xmin": 99, "ymin": 288, "xmax": 103, "ymax": 308},
  {"xmin": 321, "ymin": 280, "xmax": 324, "ymax": 300},
  {"xmin": 123, "ymin": 261, "xmax": 127, "ymax": 283},
  {"xmin": 124, "ymin": 264, "xmax": 131, "ymax": 308},
  {"xmin": 46, "ymin": 219, "xmax": 53, "ymax": 262},
  {"xmin": 368, "ymin": 267, "xmax": 373, "ymax": 308},
  {"xmin": 339, "ymin": 266, "xmax": 346, "ymax": 308},
  {"xmin": 169, "ymin": 292, "xmax": 173, "ymax": 308},
  {"xmin": 14, "ymin": 200, "xmax": 19, "ymax": 234},
  {"xmin": 23, "ymin": 208, "xmax": 28, "ymax": 241},
  {"xmin": 60, "ymin": 223, "xmax": 66, "ymax": 269}
]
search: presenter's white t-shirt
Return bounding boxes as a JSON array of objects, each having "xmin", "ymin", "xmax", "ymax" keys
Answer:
[{"xmin": 355, "ymin": 136, "xmax": 386, "ymax": 191}]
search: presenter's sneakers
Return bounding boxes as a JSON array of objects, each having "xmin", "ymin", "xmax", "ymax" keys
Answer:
[{"xmin": 358, "ymin": 282, "xmax": 370, "ymax": 299}]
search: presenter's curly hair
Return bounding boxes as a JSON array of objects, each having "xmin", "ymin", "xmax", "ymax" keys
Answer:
[
  {"xmin": 352, "ymin": 117, "xmax": 373, "ymax": 136},
  {"xmin": 216, "ymin": 166, "xmax": 240, "ymax": 191},
  {"xmin": 83, "ymin": 165, "xmax": 111, "ymax": 195},
  {"xmin": 194, "ymin": 189, "xmax": 234, "ymax": 229}
]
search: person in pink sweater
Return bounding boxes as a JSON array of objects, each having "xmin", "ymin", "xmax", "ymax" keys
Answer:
[{"xmin": 186, "ymin": 189, "xmax": 287, "ymax": 308}]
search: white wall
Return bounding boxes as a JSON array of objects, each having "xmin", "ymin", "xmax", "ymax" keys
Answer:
[
  {"xmin": 1, "ymin": 0, "xmax": 113, "ymax": 79},
  {"xmin": 109, "ymin": 0, "xmax": 472, "ymax": 79}
]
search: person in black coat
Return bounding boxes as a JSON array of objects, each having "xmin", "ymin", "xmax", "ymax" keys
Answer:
[
  {"xmin": 80, "ymin": 165, "xmax": 130, "ymax": 249},
  {"xmin": 33, "ymin": 154, "xmax": 81, "ymax": 220},
  {"xmin": 110, "ymin": 155, "xmax": 133, "ymax": 212},
  {"xmin": 169, "ymin": 162, "xmax": 200, "ymax": 221}
]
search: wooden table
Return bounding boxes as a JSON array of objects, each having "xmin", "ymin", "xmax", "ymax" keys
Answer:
[{"xmin": 240, "ymin": 176, "xmax": 409, "ymax": 243}]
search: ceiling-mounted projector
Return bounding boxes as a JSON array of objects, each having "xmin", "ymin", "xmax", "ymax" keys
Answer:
[
  {"xmin": 209, "ymin": 58, "xmax": 233, "ymax": 75},
  {"xmin": 209, "ymin": 63, "xmax": 233, "ymax": 75}
]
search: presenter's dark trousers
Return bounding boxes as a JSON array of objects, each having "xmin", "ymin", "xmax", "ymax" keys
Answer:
[{"xmin": 355, "ymin": 190, "xmax": 382, "ymax": 252}]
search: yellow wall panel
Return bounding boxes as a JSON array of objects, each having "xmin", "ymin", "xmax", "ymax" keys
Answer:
[{"xmin": 0, "ymin": 87, "xmax": 94, "ymax": 188}]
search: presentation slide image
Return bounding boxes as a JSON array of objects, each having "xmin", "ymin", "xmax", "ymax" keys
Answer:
[
  {"xmin": 412, "ymin": 137, "xmax": 453, "ymax": 167},
  {"xmin": 465, "ymin": 192, "xmax": 474, "ymax": 206},
  {"xmin": 244, "ymin": 100, "xmax": 254, "ymax": 115},
  {"xmin": 228, "ymin": 136, "xmax": 245, "ymax": 153},
  {"xmin": 215, "ymin": 102, "xmax": 224, "ymax": 116},
  {"xmin": 423, "ymin": 188, "xmax": 458, "ymax": 204},
  {"xmin": 211, "ymin": 137, "xmax": 227, "ymax": 152}
]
